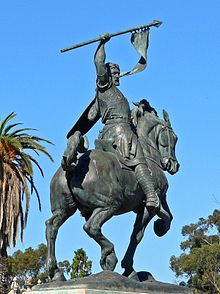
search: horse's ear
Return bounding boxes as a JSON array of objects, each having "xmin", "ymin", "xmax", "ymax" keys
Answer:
[{"xmin": 163, "ymin": 110, "xmax": 171, "ymax": 126}]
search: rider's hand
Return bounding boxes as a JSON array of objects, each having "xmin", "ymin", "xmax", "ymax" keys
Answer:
[{"xmin": 100, "ymin": 33, "xmax": 111, "ymax": 43}]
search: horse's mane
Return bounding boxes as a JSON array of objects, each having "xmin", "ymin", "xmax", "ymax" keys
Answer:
[{"xmin": 131, "ymin": 107, "xmax": 168, "ymax": 168}]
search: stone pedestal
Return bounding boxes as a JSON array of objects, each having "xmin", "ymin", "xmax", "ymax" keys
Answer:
[
  {"xmin": 32, "ymin": 271, "xmax": 192, "ymax": 294},
  {"xmin": 31, "ymin": 290, "xmax": 152, "ymax": 294}
]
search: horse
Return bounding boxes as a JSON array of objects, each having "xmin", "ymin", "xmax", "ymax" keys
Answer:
[{"xmin": 45, "ymin": 107, "xmax": 179, "ymax": 280}]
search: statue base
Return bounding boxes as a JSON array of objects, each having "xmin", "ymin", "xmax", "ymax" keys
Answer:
[{"xmin": 32, "ymin": 271, "xmax": 192, "ymax": 294}]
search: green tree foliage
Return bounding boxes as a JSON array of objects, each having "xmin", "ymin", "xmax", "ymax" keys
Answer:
[
  {"xmin": 170, "ymin": 209, "xmax": 220, "ymax": 293},
  {"xmin": 0, "ymin": 256, "xmax": 8, "ymax": 293},
  {"xmin": 8, "ymin": 243, "xmax": 48, "ymax": 285},
  {"xmin": 71, "ymin": 248, "xmax": 92, "ymax": 279},
  {"xmin": 8, "ymin": 244, "xmax": 73, "ymax": 286}
]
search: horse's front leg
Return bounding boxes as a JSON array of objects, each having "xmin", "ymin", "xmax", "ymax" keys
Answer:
[
  {"xmin": 154, "ymin": 194, "xmax": 173, "ymax": 237},
  {"xmin": 83, "ymin": 207, "xmax": 118, "ymax": 271},
  {"xmin": 121, "ymin": 206, "xmax": 154, "ymax": 277}
]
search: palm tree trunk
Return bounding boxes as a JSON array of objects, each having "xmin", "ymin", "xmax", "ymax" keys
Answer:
[{"xmin": 0, "ymin": 245, "xmax": 9, "ymax": 294}]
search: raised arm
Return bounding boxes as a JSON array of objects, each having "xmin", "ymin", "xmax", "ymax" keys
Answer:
[{"xmin": 94, "ymin": 34, "xmax": 111, "ymax": 87}]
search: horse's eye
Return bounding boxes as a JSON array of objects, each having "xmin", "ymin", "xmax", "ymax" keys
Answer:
[{"xmin": 159, "ymin": 132, "xmax": 168, "ymax": 146}]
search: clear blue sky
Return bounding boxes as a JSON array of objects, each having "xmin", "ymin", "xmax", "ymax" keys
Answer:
[{"xmin": 1, "ymin": 0, "xmax": 220, "ymax": 284}]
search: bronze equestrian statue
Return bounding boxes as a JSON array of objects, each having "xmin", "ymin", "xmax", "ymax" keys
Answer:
[{"xmin": 46, "ymin": 26, "xmax": 179, "ymax": 281}]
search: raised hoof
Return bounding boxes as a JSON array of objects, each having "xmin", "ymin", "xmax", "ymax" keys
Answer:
[{"xmin": 154, "ymin": 219, "xmax": 171, "ymax": 237}]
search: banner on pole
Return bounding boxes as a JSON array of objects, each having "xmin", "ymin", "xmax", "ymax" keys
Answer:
[{"xmin": 120, "ymin": 29, "xmax": 150, "ymax": 77}]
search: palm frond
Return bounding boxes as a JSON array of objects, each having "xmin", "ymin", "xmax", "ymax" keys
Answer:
[
  {"xmin": 9, "ymin": 128, "xmax": 37, "ymax": 137},
  {"xmin": 3, "ymin": 123, "xmax": 23, "ymax": 135},
  {"xmin": 10, "ymin": 163, "xmax": 30, "ymax": 242},
  {"xmin": 25, "ymin": 175, "xmax": 41, "ymax": 211},
  {"xmin": 12, "ymin": 163, "xmax": 30, "ymax": 202},
  {"xmin": 19, "ymin": 139, "xmax": 54, "ymax": 162},
  {"xmin": 0, "ymin": 112, "xmax": 16, "ymax": 135},
  {"xmin": 26, "ymin": 154, "xmax": 44, "ymax": 177},
  {"xmin": 18, "ymin": 198, "xmax": 24, "ymax": 245},
  {"xmin": 18, "ymin": 153, "xmax": 34, "ymax": 176},
  {"xmin": 29, "ymin": 135, "xmax": 54, "ymax": 146},
  {"xmin": 23, "ymin": 147, "xmax": 40, "ymax": 156}
]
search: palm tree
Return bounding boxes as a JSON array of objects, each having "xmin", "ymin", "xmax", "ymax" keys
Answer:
[{"xmin": 0, "ymin": 112, "xmax": 53, "ymax": 293}]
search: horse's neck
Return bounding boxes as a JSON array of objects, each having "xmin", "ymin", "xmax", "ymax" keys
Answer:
[{"xmin": 136, "ymin": 115, "xmax": 162, "ymax": 166}]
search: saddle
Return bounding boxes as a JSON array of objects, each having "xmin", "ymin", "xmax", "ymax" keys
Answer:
[{"xmin": 94, "ymin": 138, "xmax": 143, "ymax": 170}]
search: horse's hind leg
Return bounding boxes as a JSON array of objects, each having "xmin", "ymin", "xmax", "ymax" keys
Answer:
[
  {"xmin": 46, "ymin": 207, "xmax": 76, "ymax": 280},
  {"xmin": 121, "ymin": 207, "xmax": 154, "ymax": 277},
  {"xmin": 83, "ymin": 207, "xmax": 117, "ymax": 271}
]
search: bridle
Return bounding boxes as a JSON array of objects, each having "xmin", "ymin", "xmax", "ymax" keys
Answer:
[
  {"xmin": 156, "ymin": 122, "xmax": 177, "ymax": 164},
  {"xmin": 141, "ymin": 121, "xmax": 174, "ymax": 169}
]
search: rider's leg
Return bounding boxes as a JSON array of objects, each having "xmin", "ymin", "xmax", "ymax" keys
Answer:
[
  {"xmin": 134, "ymin": 141, "xmax": 159, "ymax": 211},
  {"xmin": 135, "ymin": 163, "xmax": 159, "ymax": 210}
]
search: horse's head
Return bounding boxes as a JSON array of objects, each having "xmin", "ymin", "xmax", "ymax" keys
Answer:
[
  {"xmin": 132, "ymin": 103, "xmax": 180, "ymax": 175},
  {"xmin": 156, "ymin": 110, "xmax": 180, "ymax": 175}
]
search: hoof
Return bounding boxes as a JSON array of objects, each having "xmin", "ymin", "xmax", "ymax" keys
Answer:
[
  {"xmin": 100, "ymin": 250, "xmax": 118, "ymax": 271},
  {"xmin": 124, "ymin": 270, "xmax": 139, "ymax": 281},
  {"xmin": 124, "ymin": 270, "xmax": 155, "ymax": 282},
  {"xmin": 154, "ymin": 219, "xmax": 171, "ymax": 237},
  {"xmin": 47, "ymin": 258, "xmax": 57, "ymax": 281},
  {"xmin": 136, "ymin": 271, "xmax": 155, "ymax": 282},
  {"xmin": 52, "ymin": 270, "xmax": 66, "ymax": 282}
]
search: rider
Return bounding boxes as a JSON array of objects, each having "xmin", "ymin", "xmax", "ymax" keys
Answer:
[{"xmin": 62, "ymin": 34, "xmax": 159, "ymax": 211}]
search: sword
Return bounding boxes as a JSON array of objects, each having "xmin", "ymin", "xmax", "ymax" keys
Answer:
[{"xmin": 60, "ymin": 20, "xmax": 162, "ymax": 53}]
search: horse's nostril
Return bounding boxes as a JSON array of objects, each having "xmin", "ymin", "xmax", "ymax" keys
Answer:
[
  {"xmin": 167, "ymin": 160, "xmax": 171, "ymax": 171},
  {"xmin": 176, "ymin": 163, "xmax": 180, "ymax": 171}
]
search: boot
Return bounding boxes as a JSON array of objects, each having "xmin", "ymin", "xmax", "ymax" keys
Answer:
[
  {"xmin": 135, "ymin": 163, "xmax": 159, "ymax": 211},
  {"xmin": 61, "ymin": 135, "xmax": 78, "ymax": 171},
  {"xmin": 61, "ymin": 156, "xmax": 76, "ymax": 171}
]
